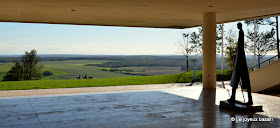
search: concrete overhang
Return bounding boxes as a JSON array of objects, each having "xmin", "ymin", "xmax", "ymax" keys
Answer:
[{"xmin": 0, "ymin": 0, "xmax": 280, "ymax": 29}]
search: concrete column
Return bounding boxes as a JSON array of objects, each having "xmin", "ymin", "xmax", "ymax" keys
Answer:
[{"xmin": 203, "ymin": 12, "xmax": 216, "ymax": 89}]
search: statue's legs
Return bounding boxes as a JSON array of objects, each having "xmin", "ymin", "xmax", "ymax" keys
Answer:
[
  {"xmin": 228, "ymin": 63, "xmax": 253, "ymax": 105},
  {"xmin": 228, "ymin": 69, "xmax": 240, "ymax": 103},
  {"xmin": 240, "ymin": 67, "xmax": 253, "ymax": 105},
  {"xmin": 246, "ymin": 86, "xmax": 253, "ymax": 105}
]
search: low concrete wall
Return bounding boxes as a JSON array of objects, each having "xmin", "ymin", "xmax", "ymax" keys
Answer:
[{"xmin": 250, "ymin": 59, "xmax": 280, "ymax": 92}]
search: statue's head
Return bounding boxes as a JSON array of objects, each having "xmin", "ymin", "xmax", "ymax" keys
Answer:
[{"xmin": 237, "ymin": 22, "xmax": 242, "ymax": 29}]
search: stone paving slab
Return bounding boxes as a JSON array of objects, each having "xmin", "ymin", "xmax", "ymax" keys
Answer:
[{"xmin": 0, "ymin": 83, "xmax": 280, "ymax": 128}]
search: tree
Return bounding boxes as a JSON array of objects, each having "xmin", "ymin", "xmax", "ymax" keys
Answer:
[
  {"xmin": 21, "ymin": 49, "xmax": 43, "ymax": 80},
  {"xmin": 224, "ymin": 28, "xmax": 238, "ymax": 70},
  {"xmin": 43, "ymin": 71, "xmax": 53, "ymax": 76},
  {"xmin": 244, "ymin": 18, "xmax": 275, "ymax": 26},
  {"xmin": 2, "ymin": 61, "xmax": 24, "ymax": 81},
  {"xmin": 2, "ymin": 49, "xmax": 43, "ymax": 81},
  {"xmin": 189, "ymin": 24, "xmax": 224, "ymax": 57},
  {"xmin": 216, "ymin": 24, "xmax": 224, "ymax": 54},
  {"xmin": 225, "ymin": 28, "xmax": 237, "ymax": 47},
  {"xmin": 175, "ymin": 32, "xmax": 192, "ymax": 72},
  {"xmin": 245, "ymin": 17, "xmax": 279, "ymax": 58},
  {"xmin": 225, "ymin": 42, "xmax": 238, "ymax": 70},
  {"xmin": 246, "ymin": 25, "xmax": 276, "ymax": 68},
  {"xmin": 190, "ymin": 28, "xmax": 203, "ymax": 56}
]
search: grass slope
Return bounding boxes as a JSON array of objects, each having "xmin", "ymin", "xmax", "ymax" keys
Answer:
[
  {"xmin": 0, "ymin": 70, "xmax": 231, "ymax": 90},
  {"xmin": 0, "ymin": 72, "xmax": 196, "ymax": 90}
]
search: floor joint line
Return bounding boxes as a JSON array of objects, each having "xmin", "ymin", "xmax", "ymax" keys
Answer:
[{"xmin": 27, "ymin": 99, "xmax": 45, "ymax": 128}]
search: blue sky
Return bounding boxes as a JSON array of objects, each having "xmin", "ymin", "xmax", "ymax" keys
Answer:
[{"xmin": 0, "ymin": 20, "xmax": 278, "ymax": 55}]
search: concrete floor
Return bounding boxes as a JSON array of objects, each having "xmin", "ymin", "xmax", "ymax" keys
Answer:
[{"xmin": 1, "ymin": 84, "xmax": 280, "ymax": 128}]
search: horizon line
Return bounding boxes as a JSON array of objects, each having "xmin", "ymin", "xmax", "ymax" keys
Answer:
[{"xmin": 0, "ymin": 54, "xmax": 277, "ymax": 56}]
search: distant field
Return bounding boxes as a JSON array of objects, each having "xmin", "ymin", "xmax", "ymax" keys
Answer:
[
  {"xmin": 0, "ymin": 59, "xmax": 231, "ymax": 82},
  {"xmin": 41, "ymin": 60, "xmax": 133, "ymax": 79},
  {"xmin": 0, "ymin": 60, "xmax": 185, "ymax": 80},
  {"xmin": 0, "ymin": 60, "xmax": 134, "ymax": 80},
  {"xmin": 0, "ymin": 63, "xmax": 13, "ymax": 80},
  {"xmin": 102, "ymin": 66, "xmax": 183, "ymax": 76}
]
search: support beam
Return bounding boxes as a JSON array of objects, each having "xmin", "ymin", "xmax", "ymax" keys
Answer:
[
  {"xmin": 254, "ymin": 19, "xmax": 257, "ymax": 69},
  {"xmin": 203, "ymin": 12, "xmax": 216, "ymax": 89},
  {"xmin": 276, "ymin": 16, "xmax": 279, "ymax": 59},
  {"xmin": 221, "ymin": 23, "xmax": 224, "ymax": 74}
]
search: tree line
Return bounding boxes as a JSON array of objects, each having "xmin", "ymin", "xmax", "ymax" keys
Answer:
[
  {"xmin": 0, "ymin": 56, "xmax": 123, "ymax": 63},
  {"xmin": 176, "ymin": 16, "xmax": 279, "ymax": 71}
]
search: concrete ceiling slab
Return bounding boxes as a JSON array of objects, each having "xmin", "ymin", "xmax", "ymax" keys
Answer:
[{"xmin": 0, "ymin": 0, "xmax": 279, "ymax": 28}]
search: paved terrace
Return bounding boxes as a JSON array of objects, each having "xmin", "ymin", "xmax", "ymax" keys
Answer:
[{"xmin": 0, "ymin": 82, "xmax": 280, "ymax": 128}]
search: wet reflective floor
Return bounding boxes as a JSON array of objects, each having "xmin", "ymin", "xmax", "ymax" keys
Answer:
[{"xmin": 1, "ymin": 84, "xmax": 280, "ymax": 128}]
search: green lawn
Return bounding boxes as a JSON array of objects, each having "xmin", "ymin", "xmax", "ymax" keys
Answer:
[
  {"xmin": 0, "ymin": 70, "xmax": 232, "ymax": 90},
  {"xmin": 0, "ymin": 73, "xmax": 187, "ymax": 90}
]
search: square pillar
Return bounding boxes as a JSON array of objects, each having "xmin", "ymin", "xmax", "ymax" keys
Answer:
[{"xmin": 203, "ymin": 12, "xmax": 216, "ymax": 89}]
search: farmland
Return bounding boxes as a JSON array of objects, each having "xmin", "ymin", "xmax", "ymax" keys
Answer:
[
  {"xmin": 0, "ymin": 60, "xmax": 132, "ymax": 80},
  {"xmin": 40, "ymin": 60, "xmax": 133, "ymax": 80},
  {"xmin": 0, "ymin": 55, "xmax": 237, "ymax": 90},
  {"xmin": 0, "ymin": 63, "xmax": 12, "ymax": 80},
  {"xmin": 0, "ymin": 58, "xmax": 185, "ymax": 80},
  {"xmin": 1, "ymin": 54, "xmax": 262, "ymax": 82},
  {"xmin": 101, "ymin": 66, "xmax": 182, "ymax": 76},
  {"xmin": 1, "ymin": 54, "xmax": 266, "ymax": 82}
]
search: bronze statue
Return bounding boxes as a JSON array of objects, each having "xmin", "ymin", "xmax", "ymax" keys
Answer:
[{"xmin": 227, "ymin": 22, "xmax": 253, "ymax": 105}]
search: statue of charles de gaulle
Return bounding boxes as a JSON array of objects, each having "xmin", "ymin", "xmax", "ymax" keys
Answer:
[{"xmin": 227, "ymin": 22, "xmax": 253, "ymax": 106}]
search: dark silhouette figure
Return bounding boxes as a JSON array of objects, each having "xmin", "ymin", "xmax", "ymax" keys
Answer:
[
  {"xmin": 227, "ymin": 22, "xmax": 253, "ymax": 106},
  {"xmin": 77, "ymin": 75, "xmax": 81, "ymax": 79},
  {"xmin": 83, "ymin": 74, "xmax": 87, "ymax": 79}
]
